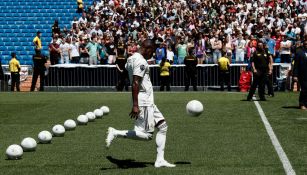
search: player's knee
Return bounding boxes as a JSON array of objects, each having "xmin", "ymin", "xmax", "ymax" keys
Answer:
[{"xmin": 157, "ymin": 122, "xmax": 168, "ymax": 134}]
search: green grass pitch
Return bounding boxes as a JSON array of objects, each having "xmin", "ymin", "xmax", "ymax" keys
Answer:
[{"xmin": 0, "ymin": 92, "xmax": 306, "ymax": 175}]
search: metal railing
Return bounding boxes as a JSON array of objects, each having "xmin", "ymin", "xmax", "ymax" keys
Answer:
[{"xmin": 43, "ymin": 64, "xmax": 286, "ymax": 90}]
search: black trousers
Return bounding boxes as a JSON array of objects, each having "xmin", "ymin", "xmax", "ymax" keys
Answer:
[
  {"xmin": 247, "ymin": 71, "xmax": 267, "ymax": 100},
  {"xmin": 116, "ymin": 70, "xmax": 129, "ymax": 91},
  {"xmin": 31, "ymin": 68, "xmax": 45, "ymax": 91},
  {"xmin": 160, "ymin": 76, "xmax": 170, "ymax": 91},
  {"xmin": 185, "ymin": 72, "xmax": 197, "ymax": 91},
  {"xmin": 219, "ymin": 70, "xmax": 231, "ymax": 91},
  {"xmin": 50, "ymin": 54, "xmax": 59, "ymax": 65},
  {"xmin": 11, "ymin": 72, "xmax": 20, "ymax": 91},
  {"xmin": 299, "ymin": 82, "xmax": 307, "ymax": 107},
  {"xmin": 266, "ymin": 73, "xmax": 274, "ymax": 96},
  {"xmin": 280, "ymin": 54, "xmax": 291, "ymax": 63}
]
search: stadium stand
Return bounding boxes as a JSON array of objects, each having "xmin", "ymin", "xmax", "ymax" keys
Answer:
[{"xmin": 0, "ymin": 0, "xmax": 92, "ymax": 65}]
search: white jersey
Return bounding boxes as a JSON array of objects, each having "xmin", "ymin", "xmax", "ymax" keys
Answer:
[{"xmin": 125, "ymin": 52, "xmax": 154, "ymax": 106}]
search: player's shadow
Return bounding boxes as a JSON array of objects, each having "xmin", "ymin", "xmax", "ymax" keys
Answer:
[
  {"xmin": 102, "ymin": 156, "xmax": 154, "ymax": 170},
  {"xmin": 282, "ymin": 106, "xmax": 300, "ymax": 109},
  {"xmin": 101, "ymin": 156, "xmax": 192, "ymax": 170}
]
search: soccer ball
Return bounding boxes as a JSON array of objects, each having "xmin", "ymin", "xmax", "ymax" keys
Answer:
[
  {"xmin": 6, "ymin": 144, "xmax": 23, "ymax": 160},
  {"xmin": 186, "ymin": 100, "xmax": 203, "ymax": 117},
  {"xmin": 21, "ymin": 137, "xmax": 37, "ymax": 151},
  {"xmin": 93, "ymin": 109, "xmax": 104, "ymax": 118},
  {"xmin": 38, "ymin": 131, "xmax": 52, "ymax": 143},
  {"xmin": 64, "ymin": 119, "xmax": 77, "ymax": 130},
  {"xmin": 52, "ymin": 124, "xmax": 65, "ymax": 137},
  {"xmin": 100, "ymin": 106, "xmax": 110, "ymax": 115},
  {"xmin": 86, "ymin": 112, "xmax": 96, "ymax": 122},
  {"xmin": 77, "ymin": 115, "xmax": 88, "ymax": 125}
]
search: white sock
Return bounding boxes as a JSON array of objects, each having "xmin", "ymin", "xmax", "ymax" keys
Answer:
[
  {"xmin": 114, "ymin": 129, "xmax": 152, "ymax": 140},
  {"xmin": 156, "ymin": 123, "xmax": 168, "ymax": 162}
]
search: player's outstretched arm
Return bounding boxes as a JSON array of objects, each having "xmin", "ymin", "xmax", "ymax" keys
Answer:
[{"xmin": 129, "ymin": 75, "xmax": 141, "ymax": 119}]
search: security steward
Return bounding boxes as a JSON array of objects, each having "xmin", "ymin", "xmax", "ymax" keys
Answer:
[
  {"xmin": 218, "ymin": 52, "xmax": 231, "ymax": 91},
  {"xmin": 9, "ymin": 53, "xmax": 21, "ymax": 92},
  {"xmin": 247, "ymin": 40, "xmax": 271, "ymax": 101},
  {"xmin": 115, "ymin": 41, "xmax": 128, "ymax": 91},
  {"xmin": 30, "ymin": 50, "xmax": 47, "ymax": 91},
  {"xmin": 184, "ymin": 49, "xmax": 198, "ymax": 91},
  {"xmin": 293, "ymin": 39, "xmax": 307, "ymax": 110}
]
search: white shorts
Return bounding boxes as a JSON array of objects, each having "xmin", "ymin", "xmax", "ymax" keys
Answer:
[{"xmin": 134, "ymin": 105, "xmax": 165, "ymax": 133}]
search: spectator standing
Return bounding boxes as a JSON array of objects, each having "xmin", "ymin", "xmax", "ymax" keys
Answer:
[
  {"xmin": 212, "ymin": 35, "xmax": 222, "ymax": 64},
  {"xmin": 234, "ymin": 34, "xmax": 246, "ymax": 63},
  {"xmin": 184, "ymin": 49, "xmax": 198, "ymax": 91},
  {"xmin": 156, "ymin": 43, "xmax": 166, "ymax": 64},
  {"xmin": 70, "ymin": 38, "xmax": 80, "ymax": 63},
  {"xmin": 30, "ymin": 51, "xmax": 47, "ymax": 92},
  {"xmin": 218, "ymin": 53, "xmax": 231, "ymax": 91},
  {"xmin": 280, "ymin": 35, "xmax": 292, "ymax": 63},
  {"xmin": 293, "ymin": 40, "xmax": 307, "ymax": 110},
  {"xmin": 52, "ymin": 20, "xmax": 61, "ymax": 37},
  {"xmin": 9, "ymin": 53, "xmax": 20, "ymax": 92},
  {"xmin": 159, "ymin": 58, "xmax": 171, "ymax": 91},
  {"xmin": 166, "ymin": 46, "xmax": 174, "ymax": 64},
  {"xmin": 33, "ymin": 31, "xmax": 42, "ymax": 53},
  {"xmin": 176, "ymin": 38, "xmax": 188, "ymax": 64},
  {"xmin": 247, "ymin": 41, "xmax": 271, "ymax": 101},
  {"xmin": 59, "ymin": 38, "xmax": 71, "ymax": 64},
  {"xmin": 79, "ymin": 38, "xmax": 89, "ymax": 64},
  {"xmin": 86, "ymin": 36, "xmax": 100, "ymax": 65},
  {"xmin": 48, "ymin": 37, "xmax": 61, "ymax": 65}
]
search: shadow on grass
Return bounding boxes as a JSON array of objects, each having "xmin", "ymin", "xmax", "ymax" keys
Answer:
[
  {"xmin": 101, "ymin": 156, "xmax": 154, "ymax": 170},
  {"xmin": 101, "ymin": 156, "xmax": 191, "ymax": 170},
  {"xmin": 282, "ymin": 106, "xmax": 300, "ymax": 109}
]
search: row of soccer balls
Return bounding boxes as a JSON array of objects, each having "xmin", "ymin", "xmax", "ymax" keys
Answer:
[{"xmin": 5, "ymin": 106, "xmax": 110, "ymax": 160}]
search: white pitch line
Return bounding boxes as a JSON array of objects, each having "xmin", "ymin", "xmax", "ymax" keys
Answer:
[{"xmin": 253, "ymin": 98, "xmax": 296, "ymax": 175}]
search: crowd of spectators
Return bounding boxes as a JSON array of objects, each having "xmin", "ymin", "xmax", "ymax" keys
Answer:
[{"xmin": 49, "ymin": 0, "xmax": 307, "ymax": 65}]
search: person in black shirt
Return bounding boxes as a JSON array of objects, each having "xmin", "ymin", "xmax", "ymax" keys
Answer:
[
  {"xmin": 52, "ymin": 20, "xmax": 60, "ymax": 37},
  {"xmin": 184, "ymin": 49, "xmax": 198, "ymax": 91},
  {"xmin": 0, "ymin": 58, "xmax": 3, "ymax": 81},
  {"xmin": 293, "ymin": 39, "xmax": 307, "ymax": 110},
  {"xmin": 247, "ymin": 40, "xmax": 271, "ymax": 101},
  {"xmin": 115, "ymin": 39, "xmax": 128, "ymax": 91},
  {"xmin": 30, "ymin": 50, "xmax": 47, "ymax": 91}
]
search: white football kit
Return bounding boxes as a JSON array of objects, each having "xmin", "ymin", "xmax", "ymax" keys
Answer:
[
  {"xmin": 125, "ymin": 52, "xmax": 165, "ymax": 133},
  {"xmin": 106, "ymin": 52, "xmax": 175, "ymax": 168}
]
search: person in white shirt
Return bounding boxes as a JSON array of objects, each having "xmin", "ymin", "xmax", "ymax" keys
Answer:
[
  {"xmin": 166, "ymin": 46, "xmax": 174, "ymax": 64},
  {"xmin": 279, "ymin": 35, "xmax": 292, "ymax": 63},
  {"xmin": 70, "ymin": 38, "xmax": 80, "ymax": 63},
  {"xmin": 106, "ymin": 39, "xmax": 176, "ymax": 168},
  {"xmin": 234, "ymin": 34, "xmax": 246, "ymax": 63},
  {"xmin": 59, "ymin": 38, "xmax": 71, "ymax": 64}
]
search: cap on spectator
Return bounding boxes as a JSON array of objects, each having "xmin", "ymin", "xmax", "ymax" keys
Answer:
[{"xmin": 37, "ymin": 31, "xmax": 41, "ymax": 34}]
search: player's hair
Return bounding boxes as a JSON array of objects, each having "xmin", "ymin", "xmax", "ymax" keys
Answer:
[{"xmin": 141, "ymin": 39, "xmax": 155, "ymax": 49}]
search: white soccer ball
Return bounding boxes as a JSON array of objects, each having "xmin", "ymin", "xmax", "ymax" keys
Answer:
[
  {"xmin": 77, "ymin": 115, "xmax": 88, "ymax": 125},
  {"xmin": 21, "ymin": 137, "xmax": 37, "ymax": 151},
  {"xmin": 64, "ymin": 119, "xmax": 77, "ymax": 130},
  {"xmin": 86, "ymin": 112, "xmax": 96, "ymax": 122},
  {"xmin": 94, "ymin": 109, "xmax": 104, "ymax": 118},
  {"xmin": 38, "ymin": 130, "xmax": 52, "ymax": 143},
  {"xmin": 186, "ymin": 100, "xmax": 204, "ymax": 117},
  {"xmin": 52, "ymin": 124, "xmax": 65, "ymax": 136},
  {"xmin": 6, "ymin": 144, "xmax": 23, "ymax": 160},
  {"xmin": 100, "ymin": 106, "xmax": 110, "ymax": 115}
]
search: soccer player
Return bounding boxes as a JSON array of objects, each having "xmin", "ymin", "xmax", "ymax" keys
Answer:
[{"xmin": 106, "ymin": 39, "xmax": 176, "ymax": 168}]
